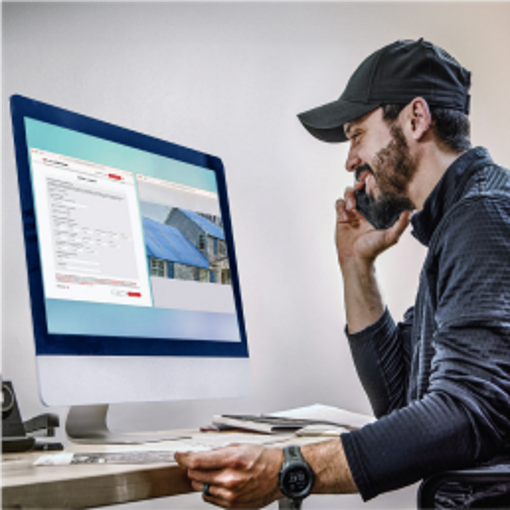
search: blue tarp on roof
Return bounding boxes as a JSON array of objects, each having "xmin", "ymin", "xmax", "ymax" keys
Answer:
[
  {"xmin": 142, "ymin": 217, "xmax": 209, "ymax": 269},
  {"xmin": 179, "ymin": 209, "xmax": 225, "ymax": 240}
]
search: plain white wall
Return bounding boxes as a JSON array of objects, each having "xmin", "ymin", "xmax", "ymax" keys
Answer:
[{"xmin": 3, "ymin": 3, "xmax": 510, "ymax": 509}]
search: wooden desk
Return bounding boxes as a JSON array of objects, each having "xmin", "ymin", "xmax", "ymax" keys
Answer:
[
  {"xmin": 2, "ymin": 448, "xmax": 191, "ymax": 509},
  {"xmin": 2, "ymin": 431, "xmax": 323, "ymax": 509}
]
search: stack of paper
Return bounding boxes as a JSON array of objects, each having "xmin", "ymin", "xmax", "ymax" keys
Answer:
[{"xmin": 212, "ymin": 404, "xmax": 375, "ymax": 435}]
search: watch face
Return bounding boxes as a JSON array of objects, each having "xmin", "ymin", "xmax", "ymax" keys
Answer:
[{"xmin": 281, "ymin": 465, "xmax": 312, "ymax": 498}]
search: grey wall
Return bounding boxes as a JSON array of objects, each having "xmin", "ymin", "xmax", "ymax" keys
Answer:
[{"xmin": 3, "ymin": 3, "xmax": 510, "ymax": 509}]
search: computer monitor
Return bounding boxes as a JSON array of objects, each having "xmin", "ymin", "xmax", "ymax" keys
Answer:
[{"xmin": 10, "ymin": 95, "xmax": 251, "ymax": 443}]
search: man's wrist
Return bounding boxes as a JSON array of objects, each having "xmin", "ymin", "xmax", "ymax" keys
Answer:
[
  {"xmin": 301, "ymin": 439, "xmax": 358, "ymax": 495},
  {"xmin": 268, "ymin": 447, "xmax": 286, "ymax": 501},
  {"xmin": 339, "ymin": 255, "xmax": 375, "ymax": 280},
  {"xmin": 338, "ymin": 251, "xmax": 375, "ymax": 274},
  {"xmin": 339, "ymin": 252, "xmax": 385, "ymax": 334}
]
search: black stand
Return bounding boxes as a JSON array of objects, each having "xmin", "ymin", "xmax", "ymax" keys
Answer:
[
  {"xmin": 2, "ymin": 381, "xmax": 62, "ymax": 452},
  {"xmin": 2, "ymin": 381, "xmax": 35, "ymax": 452},
  {"xmin": 66, "ymin": 404, "xmax": 184, "ymax": 444}
]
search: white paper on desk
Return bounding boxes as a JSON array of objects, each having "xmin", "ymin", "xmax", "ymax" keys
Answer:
[
  {"xmin": 267, "ymin": 404, "xmax": 375, "ymax": 430},
  {"xmin": 296, "ymin": 424, "xmax": 350, "ymax": 437},
  {"xmin": 34, "ymin": 453, "xmax": 75, "ymax": 466}
]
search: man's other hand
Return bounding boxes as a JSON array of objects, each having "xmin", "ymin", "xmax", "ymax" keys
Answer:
[
  {"xmin": 175, "ymin": 443, "xmax": 284, "ymax": 508},
  {"xmin": 175, "ymin": 439, "xmax": 357, "ymax": 508}
]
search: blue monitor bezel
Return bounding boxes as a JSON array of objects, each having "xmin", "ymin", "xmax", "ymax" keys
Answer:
[{"xmin": 10, "ymin": 94, "xmax": 249, "ymax": 358}]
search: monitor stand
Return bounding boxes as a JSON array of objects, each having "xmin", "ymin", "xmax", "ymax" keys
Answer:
[{"xmin": 66, "ymin": 404, "xmax": 185, "ymax": 444}]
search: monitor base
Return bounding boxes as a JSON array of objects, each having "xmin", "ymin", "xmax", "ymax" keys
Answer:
[{"xmin": 66, "ymin": 404, "xmax": 185, "ymax": 444}]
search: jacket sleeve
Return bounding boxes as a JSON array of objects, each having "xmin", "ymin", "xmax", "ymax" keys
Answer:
[
  {"xmin": 346, "ymin": 307, "xmax": 414, "ymax": 418},
  {"xmin": 341, "ymin": 196, "xmax": 510, "ymax": 501}
]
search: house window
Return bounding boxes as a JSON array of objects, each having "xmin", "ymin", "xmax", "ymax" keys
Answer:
[
  {"xmin": 150, "ymin": 257, "xmax": 166, "ymax": 277},
  {"xmin": 221, "ymin": 269, "xmax": 231, "ymax": 285},
  {"xmin": 198, "ymin": 235, "xmax": 206, "ymax": 251}
]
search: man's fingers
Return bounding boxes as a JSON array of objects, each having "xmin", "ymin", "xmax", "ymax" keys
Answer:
[
  {"xmin": 191, "ymin": 480, "xmax": 228, "ymax": 499},
  {"xmin": 175, "ymin": 449, "xmax": 228, "ymax": 470},
  {"xmin": 190, "ymin": 480, "xmax": 218, "ymax": 493},
  {"xmin": 176, "ymin": 444, "xmax": 247, "ymax": 471},
  {"xmin": 385, "ymin": 209, "xmax": 412, "ymax": 243},
  {"xmin": 191, "ymin": 479, "xmax": 244, "ymax": 509},
  {"xmin": 174, "ymin": 451, "xmax": 193, "ymax": 467},
  {"xmin": 336, "ymin": 195, "xmax": 364, "ymax": 225},
  {"xmin": 337, "ymin": 185, "xmax": 368, "ymax": 220},
  {"xmin": 336, "ymin": 199, "xmax": 349, "ymax": 221},
  {"xmin": 193, "ymin": 481, "xmax": 224, "ymax": 508},
  {"xmin": 190, "ymin": 480, "xmax": 203, "ymax": 492},
  {"xmin": 343, "ymin": 186, "xmax": 357, "ymax": 211},
  {"xmin": 186, "ymin": 467, "xmax": 223, "ymax": 484}
]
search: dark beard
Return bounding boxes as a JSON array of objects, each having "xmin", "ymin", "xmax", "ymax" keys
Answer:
[
  {"xmin": 355, "ymin": 186, "xmax": 411, "ymax": 230},
  {"xmin": 354, "ymin": 124, "xmax": 416, "ymax": 229},
  {"xmin": 374, "ymin": 123, "xmax": 418, "ymax": 197}
]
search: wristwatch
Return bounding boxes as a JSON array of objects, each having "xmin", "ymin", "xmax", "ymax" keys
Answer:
[{"xmin": 279, "ymin": 445, "xmax": 315, "ymax": 509}]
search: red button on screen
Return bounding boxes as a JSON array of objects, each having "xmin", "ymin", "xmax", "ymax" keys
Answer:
[{"xmin": 127, "ymin": 292, "xmax": 141, "ymax": 297}]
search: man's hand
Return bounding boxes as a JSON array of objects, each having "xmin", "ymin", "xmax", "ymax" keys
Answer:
[
  {"xmin": 335, "ymin": 183, "xmax": 411, "ymax": 269},
  {"xmin": 175, "ymin": 440, "xmax": 358, "ymax": 508},
  {"xmin": 175, "ymin": 443, "xmax": 284, "ymax": 508},
  {"xmin": 336, "ymin": 184, "xmax": 412, "ymax": 333}
]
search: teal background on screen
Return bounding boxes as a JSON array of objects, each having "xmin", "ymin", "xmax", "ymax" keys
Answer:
[
  {"xmin": 46, "ymin": 299, "xmax": 240, "ymax": 342},
  {"xmin": 24, "ymin": 117, "xmax": 218, "ymax": 192}
]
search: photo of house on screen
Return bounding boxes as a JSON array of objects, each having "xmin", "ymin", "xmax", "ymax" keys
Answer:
[{"xmin": 141, "ymin": 203, "xmax": 231, "ymax": 285}]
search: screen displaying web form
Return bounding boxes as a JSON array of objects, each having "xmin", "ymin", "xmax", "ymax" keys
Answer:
[{"xmin": 24, "ymin": 117, "xmax": 243, "ymax": 346}]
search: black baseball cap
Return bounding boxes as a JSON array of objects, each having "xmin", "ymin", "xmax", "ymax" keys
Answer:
[{"xmin": 298, "ymin": 38, "xmax": 471, "ymax": 143}]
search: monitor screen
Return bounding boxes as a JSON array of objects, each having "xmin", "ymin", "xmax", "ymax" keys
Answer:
[{"xmin": 11, "ymin": 95, "xmax": 250, "ymax": 414}]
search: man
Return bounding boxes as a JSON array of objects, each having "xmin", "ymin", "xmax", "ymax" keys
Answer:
[{"xmin": 176, "ymin": 39, "xmax": 510, "ymax": 507}]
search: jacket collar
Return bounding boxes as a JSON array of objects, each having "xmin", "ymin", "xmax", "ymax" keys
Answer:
[{"xmin": 411, "ymin": 147, "xmax": 493, "ymax": 246}]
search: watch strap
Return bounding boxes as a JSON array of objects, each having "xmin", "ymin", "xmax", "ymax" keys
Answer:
[{"xmin": 283, "ymin": 445, "xmax": 303, "ymax": 464}]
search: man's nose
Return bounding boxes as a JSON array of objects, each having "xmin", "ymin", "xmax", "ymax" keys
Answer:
[{"xmin": 345, "ymin": 149, "xmax": 361, "ymax": 173}]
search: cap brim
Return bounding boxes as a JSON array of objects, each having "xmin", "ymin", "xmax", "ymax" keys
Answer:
[{"xmin": 297, "ymin": 99, "xmax": 379, "ymax": 143}]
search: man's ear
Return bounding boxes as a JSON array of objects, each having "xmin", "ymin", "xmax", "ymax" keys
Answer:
[{"xmin": 407, "ymin": 97, "xmax": 432, "ymax": 141}]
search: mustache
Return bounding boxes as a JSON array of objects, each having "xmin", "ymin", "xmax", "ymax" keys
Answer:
[{"xmin": 354, "ymin": 164, "xmax": 374, "ymax": 183}]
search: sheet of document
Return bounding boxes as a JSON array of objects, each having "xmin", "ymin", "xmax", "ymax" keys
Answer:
[{"xmin": 267, "ymin": 403, "xmax": 375, "ymax": 430}]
